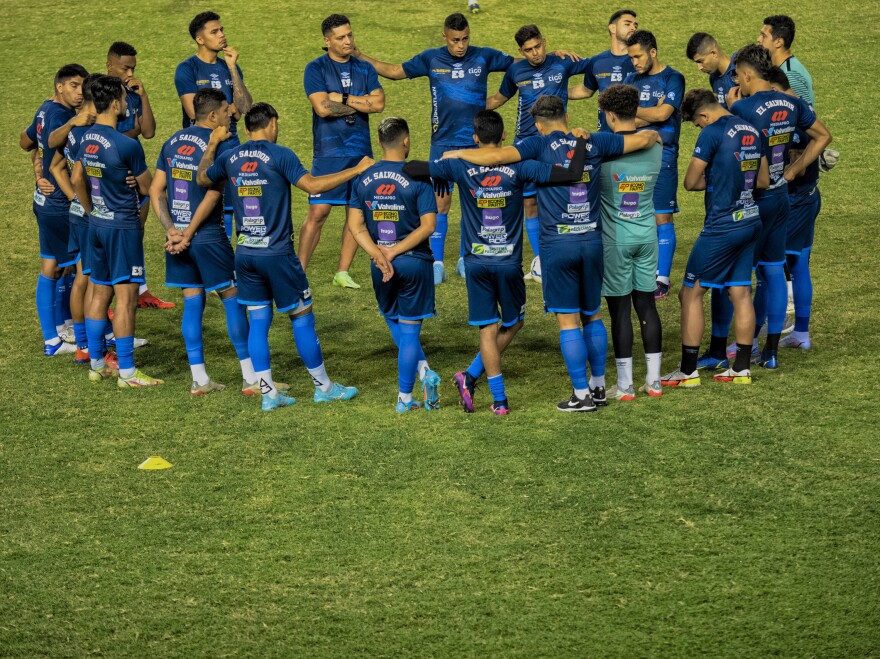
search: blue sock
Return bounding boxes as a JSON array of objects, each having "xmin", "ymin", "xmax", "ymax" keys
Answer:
[
  {"xmin": 710, "ymin": 288, "xmax": 734, "ymax": 339},
  {"xmin": 430, "ymin": 213, "xmax": 448, "ymax": 262},
  {"xmin": 466, "ymin": 353, "xmax": 485, "ymax": 380},
  {"xmin": 104, "ymin": 318, "xmax": 114, "ymax": 337},
  {"xmin": 74, "ymin": 321, "xmax": 88, "ymax": 349},
  {"xmin": 182, "ymin": 293, "xmax": 206, "ymax": 367},
  {"xmin": 85, "ymin": 317, "xmax": 107, "ymax": 362},
  {"xmin": 487, "ymin": 374, "xmax": 506, "ymax": 402},
  {"xmin": 223, "ymin": 207, "xmax": 234, "ymax": 240},
  {"xmin": 398, "ymin": 322, "xmax": 422, "ymax": 394},
  {"xmin": 385, "ymin": 317, "xmax": 401, "ymax": 346},
  {"xmin": 116, "ymin": 335, "xmax": 135, "ymax": 374},
  {"xmin": 222, "ymin": 294, "xmax": 250, "ymax": 360},
  {"xmin": 583, "ymin": 319, "xmax": 608, "ymax": 378},
  {"xmin": 247, "ymin": 306, "xmax": 273, "ymax": 372},
  {"xmin": 36, "ymin": 274, "xmax": 58, "ymax": 341},
  {"xmin": 54, "ymin": 275, "xmax": 72, "ymax": 327},
  {"xmin": 657, "ymin": 223, "xmax": 676, "ymax": 280},
  {"xmin": 753, "ymin": 275, "xmax": 767, "ymax": 335},
  {"xmin": 790, "ymin": 250, "xmax": 813, "ymax": 333},
  {"xmin": 525, "ymin": 216, "xmax": 540, "ymax": 258},
  {"xmin": 63, "ymin": 273, "xmax": 74, "ymax": 322},
  {"xmin": 559, "ymin": 328, "xmax": 588, "ymax": 391},
  {"xmin": 291, "ymin": 310, "xmax": 324, "ymax": 370},
  {"xmin": 762, "ymin": 264, "xmax": 787, "ymax": 335}
]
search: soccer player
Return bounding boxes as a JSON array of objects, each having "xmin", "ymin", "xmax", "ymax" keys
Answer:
[
  {"xmin": 346, "ymin": 117, "xmax": 442, "ymax": 412},
  {"xmin": 196, "ymin": 103, "xmax": 370, "ymax": 411},
  {"xmin": 624, "ymin": 30, "xmax": 685, "ymax": 300},
  {"xmin": 595, "ymin": 85, "xmax": 664, "ymax": 400},
  {"xmin": 685, "ymin": 33, "xmax": 736, "ymax": 107},
  {"xmin": 441, "ymin": 95, "xmax": 659, "ymax": 412},
  {"xmin": 299, "ymin": 14, "xmax": 385, "ymax": 290},
  {"xmin": 758, "ymin": 15, "xmax": 814, "ymax": 106},
  {"xmin": 353, "ymin": 13, "xmax": 515, "ymax": 284},
  {"xmin": 485, "ymin": 24, "xmax": 591, "ymax": 281},
  {"xmin": 727, "ymin": 44, "xmax": 830, "ymax": 368},
  {"xmin": 661, "ymin": 89, "xmax": 767, "ymax": 387},
  {"xmin": 70, "ymin": 75, "xmax": 160, "ymax": 387},
  {"xmin": 21, "ymin": 63, "xmax": 87, "ymax": 356},
  {"xmin": 404, "ymin": 110, "xmax": 588, "ymax": 414},
  {"xmin": 569, "ymin": 9, "xmax": 638, "ymax": 131}
]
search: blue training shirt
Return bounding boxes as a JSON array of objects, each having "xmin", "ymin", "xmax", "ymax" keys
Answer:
[
  {"xmin": 64, "ymin": 125, "xmax": 90, "ymax": 220},
  {"xmin": 623, "ymin": 66, "xmax": 685, "ymax": 161},
  {"xmin": 787, "ymin": 128, "xmax": 820, "ymax": 204},
  {"xmin": 402, "ymin": 45, "xmax": 513, "ymax": 147},
  {"xmin": 27, "ymin": 99, "xmax": 75, "ymax": 211},
  {"xmin": 348, "ymin": 160, "xmax": 437, "ymax": 261},
  {"xmin": 116, "ymin": 89, "xmax": 143, "ymax": 134},
  {"xmin": 710, "ymin": 55, "xmax": 737, "ymax": 108},
  {"xmin": 205, "ymin": 140, "xmax": 308, "ymax": 255},
  {"xmin": 582, "ymin": 50, "xmax": 635, "ymax": 131},
  {"xmin": 174, "ymin": 55, "xmax": 244, "ymax": 142}
]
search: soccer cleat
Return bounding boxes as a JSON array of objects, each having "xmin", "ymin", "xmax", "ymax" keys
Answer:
[
  {"xmin": 242, "ymin": 380, "xmax": 290, "ymax": 395},
  {"xmin": 757, "ymin": 353, "xmax": 779, "ymax": 369},
  {"xmin": 88, "ymin": 364, "xmax": 118, "ymax": 382},
  {"xmin": 138, "ymin": 290, "xmax": 175, "ymax": 309},
  {"xmin": 779, "ymin": 334, "xmax": 811, "ymax": 350},
  {"xmin": 261, "ymin": 392, "xmax": 297, "ymax": 411},
  {"xmin": 529, "ymin": 256, "xmax": 542, "ymax": 284},
  {"xmin": 314, "ymin": 382, "xmax": 359, "ymax": 402},
  {"xmin": 639, "ymin": 381, "xmax": 663, "ymax": 397},
  {"xmin": 468, "ymin": 0, "xmax": 480, "ymax": 13},
  {"xmin": 104, "ymin": 350, "xmax": 119, "ymax": 370},
  {"xmin": 134, "ymin": 337, "xmax": 149, "ymax": 349},
  {"xmin": 332, "ymin": 271, "xmax": 361, "ymax": 289},
  {"xmin": 422, "ymin": 369, "xmax": 441, "ymax": 410},
  {"xmin": 44, "ymin": 340, "xmax": 76, "ymax": 357},
  {"xmin": 456, "ymin": 256, "xmax": 466, "ymax": 279},
  {"xmin": 713, "ymin": 368, "xmax": 752, "ymax": 384},
  {"xmin": 396, "ymin": 398, "xmax": 422, "ymax": 413},
  {"xmin": 433, "ymin": 262, "xmax": 447, "ymax": 285},
  {"xmin": 660, "ymin": 368, "xmax": 701, "ymax": 388},
  {"xmin": 590, "ymin": 386, "xmax": 607, "ymax": 406},
  {"xmin": 107, "ymin": 308, "xmax": 114, "ymax": 321},
  {"xmin": 607, "ymin": 384, "xmax": 636, "ymax": 401},
  {"xmin": 74, "ymin": 347, "xmax": 90, "ymax": 364},
  {"xmin": 556, "ymin": 391, "xmax": 597, "ymax": 413},
  {"xmin": 654, "ymin": 281, "xmax": 670, "ymax": 300},
  {"xmin": 118, "ymin": 370, "xmax": 164, "ymax": 388},
  {"xmin": 490, "ymin": 400, "xmax": 510, "ymax": 415},
  {"xmin": 190, "ymin": 380, "xmax": 226, "ymax": 396},
  {"xmin": 696, "ymin": 352, "xmax": 729, "ymax": 371},
  {"xmin": 523, "ymin": 270, "xmax": 534, "ymax": 280},
  {"xmin": 451, "ymin": 371, "xmax": 475, "ymax": 413},
  {"xmin": 59, "ymin": 325, "xmax": 76, "ymax": 344},
  {"xmin": 781, "ymin": 320, "xmax": 795, "ymax": 336},
  {"xmin": 726, "ymin": 341, "xmax": 759, "ymax": 361}
]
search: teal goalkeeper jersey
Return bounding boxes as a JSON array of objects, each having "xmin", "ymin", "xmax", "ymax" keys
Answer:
[{"xmin": 599, "ymin": 140, "xmax": 662, "ymax": 245}]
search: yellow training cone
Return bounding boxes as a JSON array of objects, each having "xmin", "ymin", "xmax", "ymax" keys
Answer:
[{"xmin": 138, "ymin": 456, "xmax": 173, "ymax": 470}]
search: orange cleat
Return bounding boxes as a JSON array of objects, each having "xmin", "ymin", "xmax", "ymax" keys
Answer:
[
  {"xmin": 104, "ymin": 350, "xmax": 119, "ymax": 370},
  {"xmin": 138, "ymin": 290, "xmax": 176, "ymax": 309}
]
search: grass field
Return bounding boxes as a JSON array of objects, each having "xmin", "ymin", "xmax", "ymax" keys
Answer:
[{"xmin": 2, "ymin": 1, "xmax": 880, "ymax": 655}]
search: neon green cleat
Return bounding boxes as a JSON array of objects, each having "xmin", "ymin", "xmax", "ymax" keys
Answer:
[
  {"xmin": 190, "ymin": 380, "xmax": 226, "ymax": 396},
  {"xmin": 332, "ymin": 271, "xmax": 361, "ymax": 289},
  {"xmin": 88, "ymin": 364, "xmax": 118, "ymax": 382},
  {"xmin": 118, "ymin": 369, "xmax": 164, "ymax": 388}
]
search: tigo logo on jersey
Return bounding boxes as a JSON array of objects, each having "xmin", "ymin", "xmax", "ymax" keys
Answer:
[
  {"xmin": 85, "ymin": 144, "xmax": 100, "ymax": 155},
  {"xmin": 376, "ymin": 184, "xmax": 396, "ymax": 195},
  {"xmin": 177, "ymin": 145, "xmax": 196, "ymax": 156},
  {"xmin": 480, "ymin": 175, "xmax": 501, "ymax": 187},
  {"xmin": 771, "ymin": 110, "xmax": 788, "ymax": 122},
  {"xmin": 240, "ymin": 162, "xmax": 259, "ymax": 173}
]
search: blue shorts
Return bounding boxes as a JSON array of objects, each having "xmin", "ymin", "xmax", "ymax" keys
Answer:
[
  {"xmin": 235, "ymin": 251, "xmax": 311, "ymax": 313},
  {"xmin": 88, "ymin": 224, "xmax": 145, "ymax": 286},
  {"xmin": 166, "ymin": 239, "xmax": 236, "ymax": 292},
  {"xmin": 465, "ymin": 260, "xmax": 526, "ymax": 327},
  {"xmin": 428, "ymin": 143, "xmax": 477, "ymax": 192},
  {"xmin": 309, "ymin": 155, "xmax": 364, "ymax": 205},
  {"xmin": 683, "ymin": 222, "xmax": 761, "ymax": 289},
  {"xmin": 371, "ymin": 254, "xmax": 435, "ymax": 321},
  {"xmin": 755, "ymin": 189, "xmax": 790, "ymax": 266},
  {"xmin": 540, "ymin": 239, "xmax": 604, "ymax": 315},
  {"xmin": 34, "ymin": 203, "xmax": 77, "ymax": 266},
  {"xmin": 786, "ymin": 188, "xmax": 820, "ymax": 254},
  {"xmin": 68, "ymin": 210, "xmax": 91, "ymax": 275},
  {"xmin": 653, "ymin": 161, "xmax": 679, "ymax": 214}
]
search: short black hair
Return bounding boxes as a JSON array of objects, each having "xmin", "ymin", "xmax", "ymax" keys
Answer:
[
  {"xmin": 686, "ymin": 32, "xmax": 717, "ymax": 60},
  {"xmin": 189, "ymin": 11, "xmax": 220, "ymax": 40},
  {"xmin": 473, "ymin": 110, "xmax": 504, "ymax": 144},
  {"xmin": 91, "ymin": 75, "xmax": 126, "ymax": 114},
  {"xmin": 377, "ymin": 117, "xmax": 409, "ymax": 147},
  {"xmin": 734, "ymin": 44, "xmax": 773, "ymax": 80},
  {"xmin": 529, "ymin": 94, "xmax": 565, "ymax": 122},
  {"xmin": 680, "ymin": 89, "xmax": 719, "ymax": 122},
  {"xmin": 514, "ymin": 24, "xmax": 542, "ymax": 48},
  {"xmin": 245, "ymin": 102, "xmax": 278, "ymax": 131},
  {"xmin": 626, "ymin": 29, "xmax": 657, "ymax": 52},
  {"xmin": 194, "ymin": 88, "xmax": 227, "ymax": 120},
  {"xmin": 322, "ymin": 14, "xmax": 350, "ymax": 36},
  {"xmin": 55, "ymin": 64, "xmax": 88, "ymax": 87},
  {"xmin": 609, "ymin": 9, "xmax": 637, "ymax": 24},
  {"xmin": 764, "ymin": 15, "xmax": 796, "ymax": 50},
  {"xmin": 766, "ymin": 67, "xmax": 791, "ymax": 91},
  {"xmin": 108, "ymin": 42, "xmax": 137, "ymax": 58},
  {"xmin": 82, "ymin": 73, "xmax": 103, "ymax": 103},
  {"xmin": 444, "ymin": 12, "xmax": 469, "ymax": 32},
  {"xmin": 598, "ymin": 84, "xmax": 639, "ymax": 120}
]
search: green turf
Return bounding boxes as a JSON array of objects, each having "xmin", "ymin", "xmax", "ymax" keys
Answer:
[{"xmin": 2, "ymin": 1, "xmax": 879, "ymax": 655}]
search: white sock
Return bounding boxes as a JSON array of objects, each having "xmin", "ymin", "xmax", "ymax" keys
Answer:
[
  {"xmin": 786, "ymin": 279, "xmax": 794, "ymax": 302},
  {"xmin": 790, "ymin": 330, "xmax": 810, "ymax": 341},
  {"xmin": 417, "ymin": 360, "xmax": 429, "ymax": 380},
  {"xmin": 255, "ymin": 369, "xmax": 277, "ymax": 397},
  {"xmin": 752, "ymin": 338, "xmax": 759, "ymax": 350},
  {"xmin": 656, "ymin": 275, "xmax": 670, "ymax": 286},
  {"xmin": 45, "ymin": 337, "xmax": 61, "ymax": 347},
  {"xmin": 589, "ymin": 375, "xmax": 606, "ymax": 390},
  {"xmin": 399, "ymin": 391, "xmax": 413, "ymax": 403},
  {"xmin": 90, "ymin": 356, "xmax": 105, "ymax": 370},
  {"xmin": 120, "ymin": 366, "xmax": 136, "ymax": 379},
  {"xmin": 645, "ymin": 352, "xmax": 662, "ymax": 385},
  {"xmin": 105, "ymin": 331, "xmax": 115, "ymax": 341},
  {"xmin": 574, "ymin": 387, "xmax": 590, "ymax": 400},
  {"xmin": 190, "ymin": 363, "xmax": 210, "ymax": 386},
  {"xmin": 56, "ymin": 323, "xmax": 66, "ymax": 334},
  {"xmin": 138, "ymin": 284, "xmax": 148, "ymax": 295},
  {"xmin": 239, "ymin": 358, "xmax": 256, "ymax": 383},
  {"xmin": 616, "ymin": 357, "xmax": 633, "ymax": 390},
  {"xmin": 307, "ymin": 363, "xmax": 333, "ymax": 392},
  {"xmin": 433, "ymin": 260, "xmax": 443, "ymax": 266}
]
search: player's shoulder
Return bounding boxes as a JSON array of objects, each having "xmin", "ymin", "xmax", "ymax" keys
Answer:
[
  {"xmin": 591, "ymin": 49, "xmax": 614, "ymax": 63},
  {"xmin": 352, "ymin": 55, "xmax": 378, "ymax": 72},
  {"xmin": 175, "ymin": 55, "xmax": 199, "ymax": 72},
  {"xmin": 304, "ymin": 54, "xmax": 324, "ymax": 70},
  {"xmin": 663, "ymin": 66, "xmax": 685, "ymax": 82}
]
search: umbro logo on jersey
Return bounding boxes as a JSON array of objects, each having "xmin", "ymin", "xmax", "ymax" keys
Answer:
[
  {"xmin": 177, "ymin": 145, "xmax": 196, "ymax": 156},
  {"xmin": 376, "ymin": 184, "xmax": 396, "ymax": 195},
  {"xmin": 240, "ymin": 162, "xmax": 258, "ymax": 173},
  {"xmin": 85, "ymin": 144, "xmax": 100, "ymax": 155}
]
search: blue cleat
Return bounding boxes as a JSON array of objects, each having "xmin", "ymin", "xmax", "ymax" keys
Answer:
[
  {"xmin": 757, "ymin": 353, "xmax": 779, "ymax": 369},
  {"xmin": 314, "ymin": 382, "xmax": 358, "ymax": 402},
  {"xmin": 468, "ymin": 0, "xmax": 480, "ymax": 13},
  {"xmin": 433, "ymin": 261, "xmax": 447, "ymax": 285},
  {"xmin": 396, "ymin": 398, "xmax": 422, "ymax": 413},
  {"xmin": 44, "ymin": 340, "xmax": 76, "ymax": 357},
  {"xmin": 456, "ymin": 256, "xmax": 466, "ymax": 279},
  {"xmin": 261, "ymin": 392, "xmax": 297, "ymax": 411},
  {"xmin": 422, "ymin": 369, "xmax": 441, "ymax": 410},
  {"xmin": 696, "ymin": 352, "xmax": 729, "ymax": 371}
]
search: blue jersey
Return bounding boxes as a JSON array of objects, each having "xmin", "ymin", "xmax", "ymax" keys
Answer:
[
  {"xmin": 730, "ymin": 90, "xmax": 816, "ymax": 191},
  {"xmin": 517, "ymin": 130, "xmax": 624, "ymax": 244},
  {"xmin": 26, "ymin": 100, "xmax": 75, "ymax": 211},
  {"xmin": 710, "ymin": 55, "xmax": 737, "ymax": 108},
  {"xmin": 497, "ymin": 54, "xmax": 591, "ymax": 138},
  {"xmin": 156, "ymin": 126, "xmax": 234, "ymax": 244},
  {"xmin": 693, "ymin": 115, "xmax": 763, "ymax": 232},
  {"xmin": 582, "ymin": 50, "xmax": 635, "ymax": 131},
  {"xmin": 116, "ymin": 89, "xmax": 143, "ymax": 134},
  {"xmin": 429, "ymin": 157, "xmax": 555, "ymax": 264},
  {"xmin": 206, "ymin": 140, "xmax": 308, "ymax": 255},
  {"xmin": 402, "ymin": 45, "xmax": 513, "ymax": 147},
  {"xmin": 348, "ymin": 161, "xmax": 437, "ymax": 261},
  {"xmin": 304, "ymin": 55, "xmax": 382, "ymax": 158},
  {"xmin": 64, "ymin": 125, "xmax": 90, "ymax": 212},
  {"xmin": 787, "ymin": 128, "xmax": 820, "ymax": 203},
  {"xmin": 623, "ymin": 66, "xmax": 685, "ymax": 160},
  {"xmin": 78, "ymin": 123, "xmax": 148, "ymax": 229},
  {"xmin": 175, "ymin": 55, "xmax": 244, "ymax": 141}
]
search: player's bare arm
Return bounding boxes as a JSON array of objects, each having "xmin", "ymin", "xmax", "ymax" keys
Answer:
[
  {"xmin": 346, "ymin": 206, "xmax": 393, "ymax": 281},
  {"xmin": 485, "ymin": 92, "xmax": 509, "ymax": 110},
  {"xmin": 684, "ymin": 157, "xmax": 708, "ymax": 191},
  {"xmin": 350, "ymin": 45, "xmax": 407, "ymax": 80},
  {"xmin": 48, "ymin": 150, "xmax": 75, "ymax": 201},
  {"xmin": 128, "ymin": 77, "xmax": 156, "ymax": 139},
  {"xmin": 784, "ymin": 119, "xmax": 832, "ymax": 181},
  {"xmin": 48, "ymin": 110, "xmax": 95, "ymax": 149},
  {"xmin": 196, "ymin": 125, "xmax": 230, "ymax": 187},
  {"xmin": 70, "ymin": 161, "xmax": 91, "ymax": 214},
  {"xmin": 379, "ymin": 211, "xmax": 437, "ymax": 262},
  {"xmin": 567, "ymin": 83, "xmax": 595, "ymax": 100},
  {"xmin": 295, "ymin": 156, "xmax": 375, "ymax": 195},
  {"xmin": 223, "ymin": 47, "xmax": 253, "ymax": 115}
]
